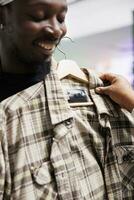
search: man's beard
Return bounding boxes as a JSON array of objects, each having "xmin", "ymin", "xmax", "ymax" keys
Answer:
[{"xmin": 12, "ymin": 44, "xmax": 51, "ymax": 74}]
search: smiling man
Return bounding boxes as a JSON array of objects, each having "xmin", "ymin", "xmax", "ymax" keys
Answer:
[
  {"xmin": 0, "ymin": 0, "xmax": 134, "ymax": 200},
  {"xmin": 0, "ymin": 0, "xmax": 67, "ymax": 72},
  {"xmin": 0, "ymin": 0, "xmax": 67, "ymax": 101}
]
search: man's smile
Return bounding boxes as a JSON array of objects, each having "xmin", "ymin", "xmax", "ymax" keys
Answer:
[
  {"xmin": 37, "ymin": 41, "xmax": 56, "ymax": 51},
  {"xmin": 34, "ymin": 40, "xmax": 57, "ymax": 55}
]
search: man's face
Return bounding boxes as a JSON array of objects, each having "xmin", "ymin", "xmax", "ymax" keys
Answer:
[{"xmin": 3, "ymin": 0, "xmax": 67, "ymax": 65}]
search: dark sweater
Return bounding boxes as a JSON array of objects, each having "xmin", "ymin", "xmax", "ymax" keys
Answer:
[{"xmin": 0, "ymin": 66, "xmax": 50, "ymax": 102}]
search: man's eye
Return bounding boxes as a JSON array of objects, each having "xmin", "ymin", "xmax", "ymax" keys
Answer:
[{"xmin": 29, "ymin": 15, "xmax": 44, "ymax": 22}]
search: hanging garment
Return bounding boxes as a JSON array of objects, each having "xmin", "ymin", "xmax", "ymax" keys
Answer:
[{"xmin": 0, "ymin": 62, "xmax": 134, "ymax": 199}]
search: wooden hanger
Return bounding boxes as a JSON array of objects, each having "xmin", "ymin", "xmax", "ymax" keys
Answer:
[
  {"xmin": 57, "ymin": 59, "xmax": 89, "ymax": 84},
  {"xmin": 57, "ymin": 59, "xmax": 93, "ymax": 107}
]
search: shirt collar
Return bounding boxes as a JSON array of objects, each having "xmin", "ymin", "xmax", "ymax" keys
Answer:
[
  {"xmin": 84, "ymin": 68, "xmax": 120, "ymax": 118},
  {"xmin": 45, "ymin": 62, "xmax": 120, "ymax": 126},
  {"xmin": 45, "ymin": 62, "xmax": 73, "ymax": 126}
]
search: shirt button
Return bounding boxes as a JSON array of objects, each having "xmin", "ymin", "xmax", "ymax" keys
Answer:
[
  {"xmin": 65, "ymin": 119, "xmax": 73, "ymax": 128},
  {"xmin": 31, "ymin": 165, "xmax": 38, "ymax": 172},
  {"xmin": 65, "ymin": 120, "xmax": 71, "ymax": 125}
]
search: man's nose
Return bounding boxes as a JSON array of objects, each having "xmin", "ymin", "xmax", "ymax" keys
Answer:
[{"xmin": 44, "ymin": 17, "xmax": 63, "ymax": 39}]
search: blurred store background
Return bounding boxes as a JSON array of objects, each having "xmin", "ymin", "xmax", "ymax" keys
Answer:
[{"xmin": 54, "ymin": 0, "xmax": 134, "ymax": 86}]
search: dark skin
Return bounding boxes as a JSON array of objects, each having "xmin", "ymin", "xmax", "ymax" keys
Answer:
[{"xmin": 0, "ymin": 0, "xmax": 67, "ymax": 74}]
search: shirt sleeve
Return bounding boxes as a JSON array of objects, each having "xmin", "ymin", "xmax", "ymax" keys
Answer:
[
  {"xmin": 0, "ymin": 132, "xmax": 5, "ymax": 198},
  {"xmin": 0, "ymin": 109, "xmax": 11, "ymax": 198}
]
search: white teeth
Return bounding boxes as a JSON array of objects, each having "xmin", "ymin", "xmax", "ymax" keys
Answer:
[{"xmin": 38, "ymin": 42, "xmax": 55, "ymax": 50}]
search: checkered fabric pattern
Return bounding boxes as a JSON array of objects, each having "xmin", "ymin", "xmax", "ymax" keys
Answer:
[
  {"xmin": 0, "ymin": 63, "xmax": 134, "ymax": 199},
  {"xmin": 132, "ymin": 109, "xmax": 134, "ymax": 117}
]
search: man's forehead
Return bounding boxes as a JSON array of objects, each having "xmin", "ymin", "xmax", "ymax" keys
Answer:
[
  {"xmin": 26, "ymin": 0, "xmax": 67, "ymax": 5},
  {"xmin": 0, "ymin": 0, "xmax": 66, "ymax": 6}
]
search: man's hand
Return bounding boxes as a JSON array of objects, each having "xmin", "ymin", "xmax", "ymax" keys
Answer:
[{"xmin": 96, "ymin": 73, "xmax": 134, "ymax": 112}]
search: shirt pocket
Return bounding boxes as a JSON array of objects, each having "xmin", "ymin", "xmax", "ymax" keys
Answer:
[
  {"xmin": 30, "ymin": 161, "xmax": 57, "ymax": 199},
  {"xmin": 115, "ymin": 145, "xmax": 134, "ymax": 190}
]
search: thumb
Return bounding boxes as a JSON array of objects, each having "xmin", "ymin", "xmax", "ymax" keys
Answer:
[{"xmin": 95, "ymin": 86, "xmax": 111, "ymax": 95}]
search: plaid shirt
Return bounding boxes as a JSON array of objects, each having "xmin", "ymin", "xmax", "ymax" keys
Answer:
[
  {"xmin": 0, "ymin": 62, "xmax": 134, "ymax": 200},
  {"xmin": 132, "ymin": 109, "xmax": 134, "ymax": 117}
]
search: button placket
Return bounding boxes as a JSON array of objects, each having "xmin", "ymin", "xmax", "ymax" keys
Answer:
[{"xmin": 50, "ymin": 131, "xmax": 77, "ymax": 199}]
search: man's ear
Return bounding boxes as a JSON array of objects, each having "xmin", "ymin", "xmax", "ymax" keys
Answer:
[
  {"xmin": 0, "ymin": 6, "xmax": 6, "ymax": 26},
  {"xmin": 0, "ymin": 5, "xmax": 11, "ymax": 26},
  {"xmin": 0, "ymin": 6, "xmax": 3, "ymax": 25}
]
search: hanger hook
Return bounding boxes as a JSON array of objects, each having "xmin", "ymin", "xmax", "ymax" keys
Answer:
[
  {"xmin": 56, "ymin": 45, "xmax": 67, "ymax": 60},
  {"xmin": 63, "ymin": 36, "xmax": 75, "ymax": 43}
]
